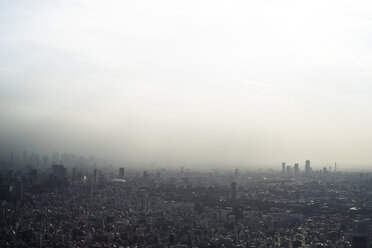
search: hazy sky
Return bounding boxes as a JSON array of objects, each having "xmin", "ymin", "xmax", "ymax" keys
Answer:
[{"xmin": 1, "ymin": 0, "xmax": 372, "ymax": 168}]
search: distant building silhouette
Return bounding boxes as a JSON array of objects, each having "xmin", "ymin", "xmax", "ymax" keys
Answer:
[
  {"xmin": 305, "ymin": 160, "xmax": 312, "ymax": 174},
  {"xmin": 294, "ymin": 163, "xmax": 299, "ymax": 177},
  {"xmin": 231, "ymin": 182, "xmax": 237, "ymax": 201},
  {"xmin": 286, "ymin": 166, "xmax": 292, "ymax": 177},
  {"xmin": 119, "ymin": 168, "xmax": 125, "ymax": 178}
]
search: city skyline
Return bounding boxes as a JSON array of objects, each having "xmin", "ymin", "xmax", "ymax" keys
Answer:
[
  {"xmin": 0, "ymin": 148, "xmax": 362, "ymax": 172},
  {"xmin": 2, "ymin": 1, "xmax": 372, "ymax": 247}
]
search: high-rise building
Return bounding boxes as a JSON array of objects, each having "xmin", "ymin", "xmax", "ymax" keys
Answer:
[
  {"xmin": 231, "ymin": 182, "xmax": 237, "ymax": 201},
  {"xmin": 305, "ymin": 160, "xmax": 311, "ymax": 174},
  {"xmin": 294, "ymin": 163, "xmax": 299, "ymax": 177},
  {"xmin": 282, "ymin": 162, "xmax": 286, "ymax": 175},
  {"xmin": 119, "ymin": 168, "xmax": 125, "ymax": 178},
  {"xmin": 286, "ymin": 166, "xmax": 292, "ymax": 177}
]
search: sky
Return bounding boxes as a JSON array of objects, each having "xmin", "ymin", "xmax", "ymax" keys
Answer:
[{"xmin": 1, "ymin": 0, "xmax": 372, "ymax": 169}]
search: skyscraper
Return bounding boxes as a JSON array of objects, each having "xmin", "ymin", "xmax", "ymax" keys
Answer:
[
  {"xmin": 294, "ymin": 163, "xmax": 299, "ymax": 177},
  {"xmin": 305, "ymin": 160, "xmax": 311, "ymax": 174},
  {"xmin": 282, "ymin": 162, "xmax": 286, "ymax": 175},
  {"xmin": 119, "ymin": 168, "xmax": 125, "ymax": 178},
  {"xmin": 231, "ymin": 182, "xmax": 237, "ymax": 201},
  {"xmin": 286, "ymin": 165, "xmax": 292, "ymax": 177}
]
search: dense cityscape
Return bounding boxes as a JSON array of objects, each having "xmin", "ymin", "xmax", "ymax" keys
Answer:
[
  {"xmin": 1, "ymin": 151, "xmax": 372, "ymax": 248},
  {"xmin": 2, "ymin": 0, "xmax": 372, "ymax": 247}
]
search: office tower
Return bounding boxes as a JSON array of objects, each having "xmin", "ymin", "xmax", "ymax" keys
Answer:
[
  {"xmin": 235, "ymin": 168, "xmax": 239, "ymax": 178},
  {"xmin": 231, "ymin": 182, "xmax": 237, "ymax": 201},
  {"xmin": 286, "ymin": 166, "xmax": 292, "ymax": 177},
  {"xmin": 335, "ymin": 162, "xmax": 337, "ymax": 173},
  {"xmin": 282, "ymin": 162, "xmax": 286, "ymax": 175},
  {"xmin": 294, "ymin": 163, "xmax": 299, "ymax": 177},
  {"xmin": 119, "ymin": 168, "xmax": 125, "ymax": 178},
  {"xmin": 305, "ymin": 160, "xmax": 311, "ymax": 174}
]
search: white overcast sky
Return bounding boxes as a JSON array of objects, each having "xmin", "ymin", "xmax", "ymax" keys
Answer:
[{"xmin": 1, "ymin": 0, "xmax": 372, "ymax": 169}]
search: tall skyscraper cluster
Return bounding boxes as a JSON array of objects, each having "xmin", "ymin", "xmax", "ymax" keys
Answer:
[{"xmin": 281, "ymin": 160, "xmax": 313, "ymax": 177}]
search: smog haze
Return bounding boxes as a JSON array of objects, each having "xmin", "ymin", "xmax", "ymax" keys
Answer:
[{"xmin": 1, "ymin": 0, "xmax": 372, "ymax": 168}]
